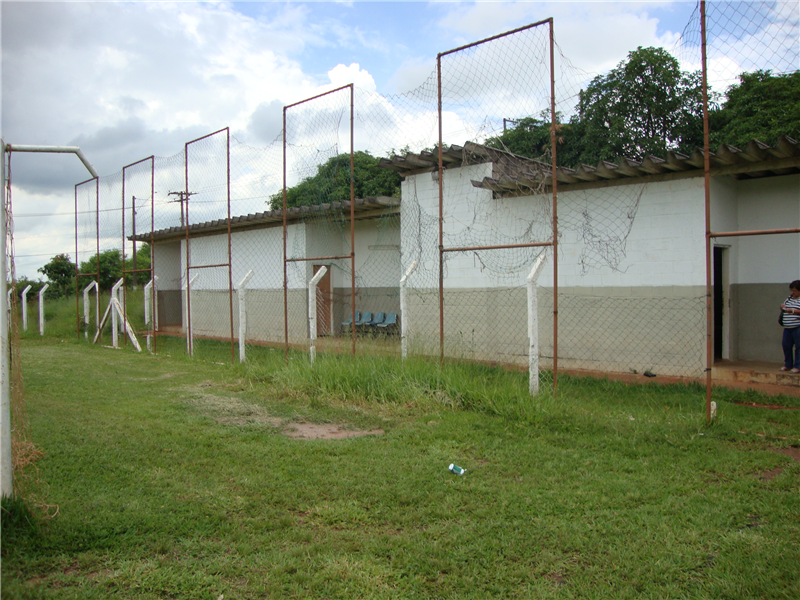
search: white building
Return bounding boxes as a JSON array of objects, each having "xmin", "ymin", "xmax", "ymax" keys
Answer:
[{"xmin": 140, "ymin": 137, "xmax": 799, "ymax": 376}]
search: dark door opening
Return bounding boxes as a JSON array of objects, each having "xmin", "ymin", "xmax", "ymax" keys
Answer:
[{"xmin": 713, "ymin": 246, "xmax": 724, "ymax": 360}]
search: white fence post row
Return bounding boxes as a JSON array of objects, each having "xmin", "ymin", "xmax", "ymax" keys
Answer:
[
  {"xmin": 237, "ymin": 270, "xmax": 254, "ymax": 363},
  {"xmin": 110, "ymin": 279, "xmax": 124, "ymax": 348},
  {"xmin": 37, "ymin": 284, "xmax": 49, "ymax": 336},
  {"xmin": 21, "ymin": 284, "xmax": 32, "ymax": 331},
  {"xmin": 183, "ymin": 273, "xmax": 199, "ymax": 356},
  {"xmin": 144, "ymin": 276, "xmax": 158, "ymax": 353},
  {"xmin": 399, "ymin": 261, "xmax": 418, "ymax": 360},
  {"xmin": 83, "ymin": 280, "xmax": 99, "ymax": 340},
  {"xmin": 308, "ymin": 266, "xmax": 328, "ymax": 366},
  {"xmin": 527, "ymin": 253, "xmax": 547, "ymax": 396},
  {"xmin": 114, "ymin": 280, "xmax": 125, "ymax": 334}
]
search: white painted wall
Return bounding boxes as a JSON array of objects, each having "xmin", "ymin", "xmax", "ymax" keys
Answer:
[
  {"xmin": 402, "ymin": 165, "xmax": 709, "ymax": 289},
  {"xmin": 179, "ymin": 223, "xmax": 308, "ymax": 290},
  {"xmin": 734, "ymin": 174, "xmax": 800, "ymax": 284},
  {"xmin": 153, "ymin": 241, "xmax": 182, "ymax": 290}
]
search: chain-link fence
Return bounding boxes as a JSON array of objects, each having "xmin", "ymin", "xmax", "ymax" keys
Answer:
[
  {"xmin": 60, "ymin": 1, "xmax": 799, "ymax": 412},
  {"xmin": 674, "ymin": 0, "xmax": 800, "ymax": 414}
]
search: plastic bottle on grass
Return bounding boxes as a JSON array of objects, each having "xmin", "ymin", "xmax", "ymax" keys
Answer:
[{"xmin": 449, "ymin": 463, "xmax": 466, "ymax": 475}]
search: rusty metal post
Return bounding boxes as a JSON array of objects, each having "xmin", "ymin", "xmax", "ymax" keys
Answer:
[
  {"xmin": 283, "ymin": 107, "xmax": 289, "ymax": 362},
  {"xmin": 74, "ymin": 184, "xmax": 80, "ymax": 338},
  {"xmin": 226, "ymin": 129, "xmax": 235, "ymax": 364},
  {"xmin": 350, "ymin": 84, "xmax": 356, "ymax": 356},
  {"xmin": 184, "ymin": 141, "xmax": 193, "ymax": 356},
  {"xmin": 549, "ymin": 18, "xmax": 559, "ymax": 397},
  {"xmin": 701, "ymin": 0, "xmax": 713, "ymax": 423},
  {"xmin": 437, "ymin": 53, "xmax": 445, "ymax": 366},
  {"xmin": 150, "ymin": 157, "xmax": 156, "ymax": 354},
  {"xmin": 121, "ymin": 168, "xmax": 128, "ymax": 348}
]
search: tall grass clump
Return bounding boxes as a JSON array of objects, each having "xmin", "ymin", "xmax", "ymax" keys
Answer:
[
  {"xmin": 1, "ymin": 494, "xmax": 39, "ymax": 553},
  {"xmin": 243, "ymin": 350, "xmax": 563, "ymax": 424}
]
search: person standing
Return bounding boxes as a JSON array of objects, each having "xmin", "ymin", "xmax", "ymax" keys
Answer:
[{"xmin": 779, "ymin": 280, "xmax": 800, "ymax": 373}]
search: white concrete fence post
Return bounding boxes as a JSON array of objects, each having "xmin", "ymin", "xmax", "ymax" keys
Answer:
[
  {"xmin": 38, "ymin": 284, "xmax": 49, "ymax": 336},
  {"xmin": 183, "ymin": 273, "xmax": 199, "ymax": 356},
  {"xmin": 400, "ymin": 260, "xmax": 418, "ymax": 360},
  {"xmin": 527, "ymin": 253, "xmax": 547, "ymax": 396},
  {"xmin": 144, "ymin": 276, "xmax": 158, "ymax": 353},
  {"xmin": 308, "ymin": 266, "xmax": 328, "ymax": 366},
  {"xmin": 21, "ymin": 284, "xmax": 32, "ymax": 331},
  {"xmin": 111, "ymin": 279, "xmax": 124, "ymax": 349},
  {"xmin": 237, "ymin": 270, "xmax": 254, "ymax": 363},
  {"xmin": 1, "ymin": 141, "xmax": 98, "ymax": 498},
  {"xmin": 83, "ymin": 280, "xmax": 99, "ymax": 340}
]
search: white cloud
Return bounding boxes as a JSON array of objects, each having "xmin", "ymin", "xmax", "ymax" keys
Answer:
[{"xmin": 327, "ymin": 63, "xmax": 377, "ymax": 93}]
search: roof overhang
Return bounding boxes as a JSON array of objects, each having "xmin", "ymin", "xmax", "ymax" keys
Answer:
[{"xmin": 132, "ymin": 196, "xmax": 400, "ymax": 243}]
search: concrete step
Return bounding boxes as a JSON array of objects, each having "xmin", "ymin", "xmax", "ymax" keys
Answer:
[{"xmin": 713, "ymin": 361, "xmax": 800, "ymax": 388}]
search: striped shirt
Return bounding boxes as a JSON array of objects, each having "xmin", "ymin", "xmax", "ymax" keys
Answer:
[{"xmin": 783, "ymin": 295, "xmax": 800, "ymax": 328}]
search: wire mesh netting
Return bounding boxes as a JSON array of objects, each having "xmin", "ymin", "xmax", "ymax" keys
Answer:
[
  {"xmin": 56, "ymin": 1, "xmax": 799, "ymax": 410},
  {"xmin": 674, "ymin": 0, "xmax": 800, "ymax": 404}
]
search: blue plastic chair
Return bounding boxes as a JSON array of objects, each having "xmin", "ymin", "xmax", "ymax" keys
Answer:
[
  {"xmin": 354, "ymin": 312, "xmax": 372, "ymax": 327},
  {"xmin": 377, "ymin": 313, "xmax": 397, "ymax": 329},
  {"xmin": 366, "ymin": 312, "xmax": 386, "ymax": 327},
  {"xmin": 341, "ymin": 310, "xmax": 360, "ymax": 328}
]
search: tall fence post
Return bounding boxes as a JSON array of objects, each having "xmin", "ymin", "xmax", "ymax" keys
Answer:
[
  {"xmin": 144, "ymin": 276, "xmax": 158, "ymax": 353},
  {"xmin": 527, "ymin": 254, "xmax": 547, "ymax": 396},
  {"xmin": 21, "ymin": 284, "xmax": 32, "ymax": 331},
  {"xmin": 111, "ymin": 279, "xmax": 124, "ymax": 348},
  {"xmin": 37, "ymin": 284, "xmax": 50, "ymax": 336},
  {"xmin": 82, "ymin": 280, "xmax": 98, "ymax": 340},
  {"xmin": 1, "ymin": 139, "xmax": 10, "ymax": 497},
  {"xmin": 238, "ymin": 270, "xmax": 254, "ymax": 363},
  {"xmin": 308, "ymin": 266, "xmax": 328, "ymax": 365},
  {"xmin": 183, "ymin": 273, "xmax": 199, "ymax": 356},
  {"xmin": 400, "ymin": 261, "xmax": 418, "ymax": 360}
]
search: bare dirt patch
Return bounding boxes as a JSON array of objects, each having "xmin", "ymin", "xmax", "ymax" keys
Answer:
[
  {"xmin": 181, "ymin": 385, "xmax": 384, "ymax": 439},
  {"xmin": 183, "ymin": 390, "xmax": 283, "ymax": 428},
  {"xmin": 758, "ymin": 467, "xmax": 783, "ymax": 481},
  {"xmin": 774, "ymin": 446, "xmax": 800, "ymax": 463},
  {"xmin": 755, "ymin": 447, "xmax": 800, "ymax": 480},
  {"xmin": 283, "ymin": 423, "xmax": 384, "ymax": 440}
]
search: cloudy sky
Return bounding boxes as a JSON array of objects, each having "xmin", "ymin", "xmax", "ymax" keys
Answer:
[{"xmin": 0, "ymin": 0, "xmax": 744, "ymax": 277}]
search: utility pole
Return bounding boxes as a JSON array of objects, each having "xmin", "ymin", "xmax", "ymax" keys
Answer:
[
  {"xmin": 168, "ymin": 191, "xmax": 194, "ymax": 228},
  {"xmin": 131, "ymin": 196, "xmax": 137, "ymax": 281}
]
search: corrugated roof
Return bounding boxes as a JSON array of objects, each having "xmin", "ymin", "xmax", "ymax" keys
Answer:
[
  {"xmin": 378, "ymin": 136, "xmax": 800, "ymax": 195},
  {"xmin": 132, "ymin": 196, "xmax": 400, "ymax": 242}
]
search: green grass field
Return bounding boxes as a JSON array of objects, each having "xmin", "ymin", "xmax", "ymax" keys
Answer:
[{"xmin": 2, "ymin": 320, "xmax": 799, "ymax": 598}]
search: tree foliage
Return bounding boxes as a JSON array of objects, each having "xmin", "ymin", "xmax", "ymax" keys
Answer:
[
  {"xmin": 488, "ymin": 48, "xmax": 798, "ymax": 168},
  {"xmin": 710, "ymin": 70, "xmax": 800, "ymax": 149},
  {"xmin": 270, "ymin": 151, "xmax": 402, "ymax": 210},
  {"xmin": 487, "ymin": 46, "xmax": 706, "ymax": 166},
  {"xmin": 575, "ymin": 46, "xmax": 705, "ymax": 162},
  {"xmin": 485, "ymin": 112, "xmax": 585, "ymax": 167},
  {"xmin": 76, "ymin": 244, "xmax": 151, "ymax": 290},
  {"xmin": 38, "ymin": 253, "xmax": 76, "ymax": 298}
]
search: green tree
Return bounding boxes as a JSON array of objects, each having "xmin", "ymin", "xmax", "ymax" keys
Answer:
[
  {"xmin": 710, "ymin": 70, "xmax": 800, "ymax": 149},
  {"xmin": 77, "ymin": 245, "xmax": 153, "ymax": 290},
  {"xmin": 38, "ymin": 253, "xmax": 76, "ymax": 298},
  {"xmin": 485, "ymin": 112, "xmax": 585, "ymax": 167},
  {"xmin": 573, "ymin": 46, "xmax": 705, "ymax": 163},
  {"xmin": 12, "ymin": 277, "xmax": 46, "ymax": 302},
  {"xmin": 128, "ymin": 243, "xmax": 152, "ymax": 285},
  {"xmin": 489, "ymin": 47, "xmax": 706, "ymax": 167},
  {"xmin": 270, "ymin": 151, "xmax": 402, "ymax": 210},
  {"xmin": 78, "ymin": 249, "xmax": 123, "ymax": 291}
]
